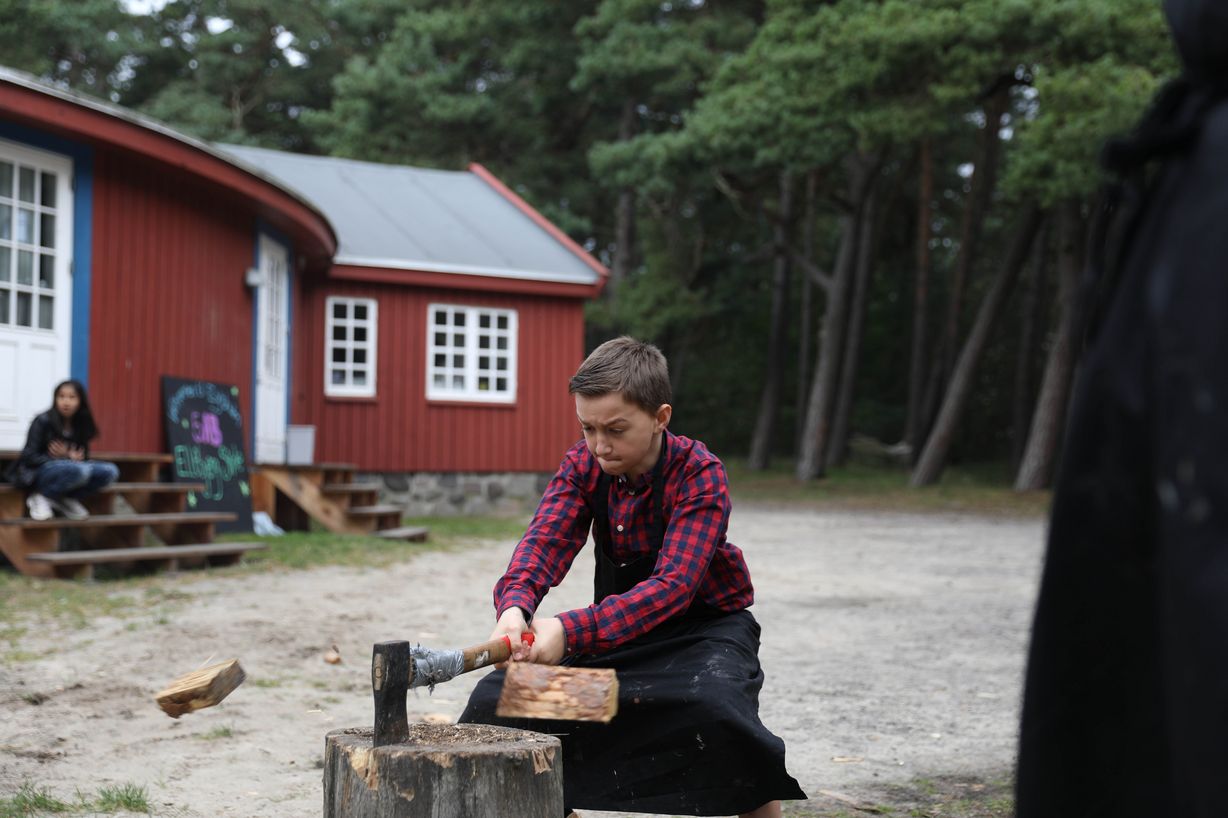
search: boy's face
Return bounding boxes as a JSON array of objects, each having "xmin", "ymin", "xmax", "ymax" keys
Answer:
[{"xmin": 575, "ymin": 392, "xmax": 672, "ymax": 480}]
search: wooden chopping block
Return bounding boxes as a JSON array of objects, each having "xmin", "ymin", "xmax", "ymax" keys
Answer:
[
  {"xmin": 496, "ymin": 661, "xmax": 618, "ymax": 723},
  {"xmin": 155, "ymin": 659, "xmax": 245, "ymax": 718}
]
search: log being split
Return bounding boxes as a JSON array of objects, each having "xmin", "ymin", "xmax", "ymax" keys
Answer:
[
  {"xmin": 155, "ymin": 659, "xmax": 245, "ymax": 718},
  {"xmin": 497, "ymin": 661, "xmax": 619, "ymax": 723}
]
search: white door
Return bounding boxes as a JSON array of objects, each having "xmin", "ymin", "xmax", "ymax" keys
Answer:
[
  {"xmin": 253, "ymin": 234, "xmax": 289, "ymax": 464},
  {"xmin": 0, "ymin": 140, "xmax": 73, "ymax": 451}
]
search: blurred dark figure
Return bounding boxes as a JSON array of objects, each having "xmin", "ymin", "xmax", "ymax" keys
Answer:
[{"xmin": 1016, "ymin": 1, "xmax": 1228, "ymax": 815}]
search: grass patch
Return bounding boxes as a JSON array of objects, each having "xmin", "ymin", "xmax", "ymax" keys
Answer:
[
  {"xmin": 0, "ymin": 781, "xmax": 150, "ymax": 816},
  {"xmin": 727, "ymin": 458, "xmax": 1050, "ymax": 517},
  {"xmin": 0, "ymin": 784, "xmax": 73, "ymax": 815},
  {"xmin": 93, "ymin": 783, "xmax": 149, "ymax": 813},
  {"xmin": 782, "ymin": 774, "xmax": 1014, "ymax": 817},
  {"xmin": 198, "ymin": 726, "xmax": 233, "ymax": 741},
  {"xmin": 0, "ymin": 515, "xmax": 528, "ymax": 638},
  {"xmin": 218, "ymin": 515, "xmax": 528, "ymax": 572}
]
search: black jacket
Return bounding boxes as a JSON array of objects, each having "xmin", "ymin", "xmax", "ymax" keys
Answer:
[
  {"xmin": 5, "ymin": 410, "xmax": 92, "ymax": 488},
  {"xmin": 1017, "ymin": 2, "xmax": 1228, "ymax": 814}
]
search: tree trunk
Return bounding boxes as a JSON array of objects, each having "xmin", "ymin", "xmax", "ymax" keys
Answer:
[
  {"xmin": 910, "ymin": 204, "xmax": 1043, "ymax": 487},
  {"xmin": 748, "ymin": 173, "xmax": 795, "ymax": 470},
  {"xmin": 324, "ymin": 725, "xmax": 563, "ymax": 818},
  {"xmin": 795, "ymin": 173, "xmax": 817, "ymax": 451},
  {"xmin": 609, "ymin": 98, "xmax": 638, "ymax": 299},
  {"xmin": 930, "ymin": 85, "xmax": 1012, "ymax": 416},
  {"xmin": 904, "ymin": 138, "xmax": 934, "ymax": 454},
  {"xmin": 826, "ymin": 184, "xmax": 879, "ymax": 470},
  {"xmin": 797, "ymin": 154, "xmax": 875, "ymax": 480},
  {"xmin": 1015, "ymin": 202, "xmax": 1085, "ymax": 491},
  {"xmin": 1010, "ymin": 219, "xmax": 1050, "ymax": 470}
]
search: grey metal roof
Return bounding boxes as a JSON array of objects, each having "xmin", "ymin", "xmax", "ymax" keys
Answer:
[{"xmin": 219, "ymin": 144, "xmax": 603, "ymax": 286}]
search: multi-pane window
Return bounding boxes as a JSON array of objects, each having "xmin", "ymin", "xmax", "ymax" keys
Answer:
[
  {"xmin": 427, "ymin": 304, "xmax": 517, "ymax": 403},
  {"xmin": 325, "ymin": 297, "xmax": 377, "ymax": 397},
  {"xmin": 0, "ymin": 159, "xmax": 59, "ymax": 330}
]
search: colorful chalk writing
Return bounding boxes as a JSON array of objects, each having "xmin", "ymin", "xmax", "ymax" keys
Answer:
[
  {"xmin": 162, "ymin": 376, "xmax": 254, "ymax": 533},
  {"xmin": 190, "ymin": 411, "xmax": 224, "ymax": 447}
]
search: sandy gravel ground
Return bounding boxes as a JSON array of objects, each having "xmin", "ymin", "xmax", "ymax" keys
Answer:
[{"xmin": 0, "ymin": 507, "xmax": 1045, "ymax": 817}]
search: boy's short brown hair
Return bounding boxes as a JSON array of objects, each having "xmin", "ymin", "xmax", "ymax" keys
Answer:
[{"xmin": 569, "ymin": 336, "xmax": 671, "ymax": 415}]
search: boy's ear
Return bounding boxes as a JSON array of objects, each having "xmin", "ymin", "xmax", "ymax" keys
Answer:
[{"xmin": 654, "ymin": 404, "xmax": 672, "ymax": 432}]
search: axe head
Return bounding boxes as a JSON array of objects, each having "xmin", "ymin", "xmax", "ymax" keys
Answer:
[{"xmin": 372, "ymin": 641, "xmax": 411, "ymax": 747}]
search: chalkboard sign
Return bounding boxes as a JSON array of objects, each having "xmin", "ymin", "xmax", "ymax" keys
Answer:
[{"xmin": 161, "ymin": 376, "xmax": 253, "ymax": 533}]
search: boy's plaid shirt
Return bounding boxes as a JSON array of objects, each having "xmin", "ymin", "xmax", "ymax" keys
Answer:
[{"xmin": 495, "ymin": 430, "xmax": 755, "ymax": 655}]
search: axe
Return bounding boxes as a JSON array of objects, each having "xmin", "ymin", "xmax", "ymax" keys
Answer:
[{"xmin": 371, "ymin": 637, "xmax": 618, "ymax": 747}]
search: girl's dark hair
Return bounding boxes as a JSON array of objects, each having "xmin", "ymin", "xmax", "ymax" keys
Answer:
[{"xmin": 52, "ymin": 379, "xmax": 99, "ymax": 442}]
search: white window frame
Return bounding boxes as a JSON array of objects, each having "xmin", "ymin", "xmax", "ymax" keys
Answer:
[
  {"xmin": 426, "ymin": 303, "xmax": 517, "ymax": 404},
  {"xmin": 324, "ymin": 296, "xmax": 378, "ymax": 398},
  {"xmin": 0, "ymin": 146, "xmax": 71, "ymax": 335}
]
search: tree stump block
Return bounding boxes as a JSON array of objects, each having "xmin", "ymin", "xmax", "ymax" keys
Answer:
[{"xmin": 323, "ymin": 724, "xmax": 563, "ymax": 818}]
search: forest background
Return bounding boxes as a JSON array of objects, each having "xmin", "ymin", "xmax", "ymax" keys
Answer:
[{"xmin": 0, "ymin": 0, "xmax": 1178, "ymax": 488}]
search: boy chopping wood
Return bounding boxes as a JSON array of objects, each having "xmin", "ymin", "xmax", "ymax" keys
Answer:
[{"xmin": 459, "ymin": 336, "xmax": 805, "ymax": 817}]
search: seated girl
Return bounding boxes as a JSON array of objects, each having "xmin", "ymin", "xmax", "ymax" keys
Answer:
[{"xmin": 8, "ymin": 380, "xmax": 119, "ymax": 521}]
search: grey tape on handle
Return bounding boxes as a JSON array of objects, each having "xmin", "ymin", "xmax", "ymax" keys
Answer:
[{"xmin": 409, "ymin": 646, "xmax": 465, "ymax": 690}]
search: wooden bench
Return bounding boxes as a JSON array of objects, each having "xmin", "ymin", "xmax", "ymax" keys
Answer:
[
  {"xmin": 0, "ymin": 451, "xmax": 175, "ymax": 484},
  {"xmin": 0, "ymin": 481, "xmax": 207, "ymax": 516},
  {"xmin": 373, "ymin": 526, "xmax": 430, "ymax": 542},
  {"xmin": 26, "ymin": 542, "xmax": 267, "ymax": 580},
  {"xmin": 0, "ymin": 511, "xmax": 237, "ymax": 577}
]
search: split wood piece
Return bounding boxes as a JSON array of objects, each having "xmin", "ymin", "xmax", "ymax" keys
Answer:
[
  {"xmin": 324, "ymin": 724, "xmax": 562, "ymax": 818},
  {"xmin": 155, "ymin": 659, "xmax": 245, "ymax": 718},
  {"xmin": 496, "ymin": 662, "xmax": 619, "ymax": 723}
]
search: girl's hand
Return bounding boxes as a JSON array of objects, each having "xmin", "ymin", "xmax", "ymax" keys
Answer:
[
  {"xmin": 527, "ymin": 617, "xmax": 566, "ymax": 666},
  {"xmin": 67, "ymin": 444, "xmax": 84, "ymax": 462},
  {"xmin": 48, "ymin": 439, "xmax": 67, "ymax": 459}
]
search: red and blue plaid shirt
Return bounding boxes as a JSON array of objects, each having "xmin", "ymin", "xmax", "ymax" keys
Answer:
[{"xmin": 494, "ymin": 430, "xmax": 755, "ymax": 654}]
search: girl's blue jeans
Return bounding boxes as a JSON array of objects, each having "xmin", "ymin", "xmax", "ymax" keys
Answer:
[{"xmin": 32, "ymin": 460, "xmax": 120, "ymax": 500}]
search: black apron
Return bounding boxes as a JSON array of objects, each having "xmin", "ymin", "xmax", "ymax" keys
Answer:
[{"xmin": 459, "ymin": 450, "xmax": 805, "ymax": 815}]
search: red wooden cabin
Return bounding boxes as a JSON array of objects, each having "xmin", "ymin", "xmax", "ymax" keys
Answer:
[{"xmin": 0, "ymin": 66, "xmax": 606, "ymax": 477}]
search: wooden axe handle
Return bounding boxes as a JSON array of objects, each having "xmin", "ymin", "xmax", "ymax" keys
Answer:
[{"xmin": 461, "ymin": 633, "xmax": 535, "ymax": 673}]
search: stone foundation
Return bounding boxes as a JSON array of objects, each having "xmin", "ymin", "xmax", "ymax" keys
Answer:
[{"xmin": 361, "ymin": 471, "xmax": 552, "ymax": 517}]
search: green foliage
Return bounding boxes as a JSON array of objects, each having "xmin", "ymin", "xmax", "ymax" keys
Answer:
[
  {"xmin": 0, "ymin": 0, "xmax": 142, "ymax": 97},
  {"xmin": 1001, "ymin": 58, "xmax": 1169, "ymax": 205},
  {"xmin": 0, "ymin": 0, "xmax": 1182, "ymax": 468}
]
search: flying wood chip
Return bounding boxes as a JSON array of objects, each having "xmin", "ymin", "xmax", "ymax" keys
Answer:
[{"xmin": 155, "ymin": 659, "xmax": 246, "ymax": 718}]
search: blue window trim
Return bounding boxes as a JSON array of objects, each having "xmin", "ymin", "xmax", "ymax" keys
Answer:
[
  {"xmin": 0, "ymin": 121, "xmax": 93, "ymax": 386},
  {"xmin": 250, "ymin": 222, "xmax": 295, "ymax": 460}
]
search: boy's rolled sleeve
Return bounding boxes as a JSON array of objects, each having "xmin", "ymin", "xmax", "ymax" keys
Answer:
[{"xmin": 492, "ymin": 445, "xmax": 592, "ymax": 620}]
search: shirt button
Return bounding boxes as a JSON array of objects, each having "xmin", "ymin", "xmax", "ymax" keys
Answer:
[{"xmin": 616, "ymin": 524, "xmax": 624, "ymax": 532}]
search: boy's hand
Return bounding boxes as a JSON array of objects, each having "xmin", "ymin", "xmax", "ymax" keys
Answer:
[
  {"xmin": 527, "ymin": 617, "xmax": 566, "ymax": 666},
  {"xmin": 489, "ymin": 607, "xmax": 531, "ymax": 667}
]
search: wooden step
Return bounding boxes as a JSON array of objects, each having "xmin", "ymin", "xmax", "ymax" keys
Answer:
[
  {"xmin": 0, "ymin": 481, "xmax": 206, "ymax": 495},
  {"xmin": 255, "ymin": 462, "xmax": 356, "ymax": 472},
  {"xmin": 372, "ymin": 526, "xmax": 430, "ymax": 542},
  {"xmin": 91, "ymin": 452, "xmax": 175, "ymax": 464},
  {"xmin": 321, "ymin": 483, "xmax": 382, "ymax": 494},
  {"xmin": 28, "ymin": 542, "xmax": 265, "ymax": 564},
  {"xmin": 347, "ymin": 505, "xmax": 402, "ymax": 517},
  {"xmin": 0, "ymin": 511, "xmax": 235, "ymax": 529},
  {"xmin": 26, "ymin": 542, "xmax": 266, "ymax": 580}
]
